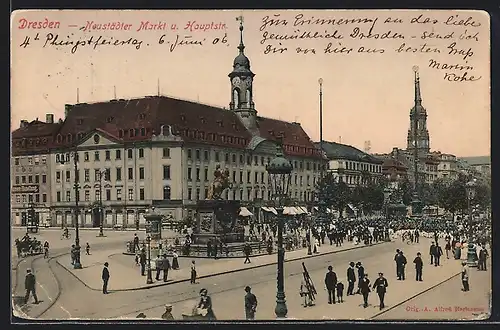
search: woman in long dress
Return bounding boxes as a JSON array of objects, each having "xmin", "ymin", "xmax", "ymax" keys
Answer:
[
  {"xmin": 172, "ymin": 251, "xmax": 179, "ymax": 270},
  {"xmin": 197, "ymin": 288, "xmax": 216, "ymax": 320}
]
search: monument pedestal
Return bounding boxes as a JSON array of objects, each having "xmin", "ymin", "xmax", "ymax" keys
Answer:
[{"xmin": 193, "ymin": 200, "xmax": 244, "ymax": 244}]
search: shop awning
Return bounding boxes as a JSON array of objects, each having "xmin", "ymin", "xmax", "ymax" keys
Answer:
[
  {"xmin": 239, "ymin": 207, "xmax": 253, "ymax": 217},
  {"xmin": 283, "ymin": 206, "xmax": 299, "ymax": 215},
  {"xmin": 326, "ymin": 208, "xmax": 332, "ymax": 214},
  {"xmin": 261, "ymin": 206, "xmax": 278, "ymax": 215}
]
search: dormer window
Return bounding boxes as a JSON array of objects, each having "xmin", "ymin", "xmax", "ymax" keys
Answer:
[
  {"xmin": 78, "ymin": 132, "xmax": 84, "ymax": 140},
  {"xmin": 217, "ymin": 120, "xmax": 223, "ymax": 127},
  {"xmin": 57, "ymin": 134, "xmax": 62, "ymax": 143},
  {"xmin": 118, "ymin": 130, "xmax": 124, "ymax": 138},
  {"xmin": 67, "ymin": 134, "xmax": 72, "ymax": 142},
  {"xmin": 140, "ymin": 128, "xmax": 146, "ymax": 136},
  {"xmin": 129, "ymin": 129, "xmax": 134, "ymax": 137},
  {"xmin": 106, "ymin": 116, "xmax": 114, "ymax": 123},
  {"xmin": 212, "ymin": 134, "xmax": 217, "ymax": 141},
  {"xmin": 200, "ymin": 116, "xmax": 206, "ymax": 124},
  {"xmin": 139, "ymin": 113, "xmax": 146, "ymax": 120},
  {"xmin": 221, "ymin": 136, "xmax": 226, "ymax": 143},
  {"xmin": 77, "ymin": 119, "xmax": 83, "ymax": 125},
  {"xmin": 180, "ymin": 114, "xmax": 186, "ymax": 122},
  {"xmin": 135, "ymin": 128, "xmax": 139, "ymax": 136}
]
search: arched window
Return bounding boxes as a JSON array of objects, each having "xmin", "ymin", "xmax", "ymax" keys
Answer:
[
  {"xmin": 233, "ymin": 89, "xmax": 239, "ymax": 107},
  {"xmin": 163, "ymin": 186, "xmax": 171, "ymax": 200},
  {"xmin": 67, "ymin": 134, "xmax": 72, "ymax": 142}
]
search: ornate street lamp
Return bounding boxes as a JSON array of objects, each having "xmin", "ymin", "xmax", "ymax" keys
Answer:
[
  {"xmin": 146, "ymin": 235, "xmax": 153, "ymax": 284},
  {"xmin": 58, "ymin": 149, "xmax": 82, "ymax": 269},
  {"xmin": 465, "ymin": 179, "xmax": 477, "ymax": 267},
  {"xmin": 266, "ymin": 142, "xmax": 293, "ymax": 319}
]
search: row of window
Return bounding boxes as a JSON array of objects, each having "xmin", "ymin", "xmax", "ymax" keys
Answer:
[
  {"xmin": 55, "ymin": 165, "xmax": 171, "ymax": 184},
  {"xmin": 185, "ymin": 187, "xmax": 314, "ymax": 202},
  {"xmin": 14, "ymin": 174, "xmax": 47, "ymax": 185},
  {"xmin": 55, "ymin": 147, "xmax": 161, "ymax": 164},
  {"xmin": 13, "ymin": 155, "xmax": 47, "ymax": 166},
  {"xmin": 339, "ymin": 175, "xmax": 379, "ymax": 186},
  {"xmin": 340, "ymin": 161, "xmax": 382, "ymax": 173},
  {"xmin": 14, "ymin": 194, "xmax": 48, "ymax": 203},
  {"xmin": 186, "ymin": 149, "xmax": 323, "ymax": 171}
]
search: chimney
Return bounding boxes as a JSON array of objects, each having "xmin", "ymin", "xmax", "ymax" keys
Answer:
[
  {"xmin": 46, "ymin": 113, "xmax": 54, "ymax": 124},
  {"xmin": 20, "ymin": 120, "xmax": 28, "ymax": 128},
  {"xmin": 64, "ymin": 104, "xmax": 72, "ymax": 118}
]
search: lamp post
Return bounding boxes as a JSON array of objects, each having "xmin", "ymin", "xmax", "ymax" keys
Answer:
[
  {"xmin": 58, "ymin": 149, "xmax": 82, "ymax": 269},
  {"xmin": 266, "ymin": 141, "xmax": 293, "ymax": 319},
  {"xmin": 318, "ymin": 78, "xmax": 324, "ymax": 179},
  {"xmin": 383, "ymin": 188, "xmax": 391, "ymax": 220},
  {"xmin": 97, "ymin": 169, "xmax": 107, "ymax": 237},
  {"xmin": 146, "ymin": 234, "xmax": 153, "ymax": 284},
  {"xmin": 465, "ymin": 179, "xmax": 477, "ymax": 267}
]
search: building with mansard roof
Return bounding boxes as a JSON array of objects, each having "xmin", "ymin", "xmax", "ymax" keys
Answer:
[{"xmin": 10, "ymin": 20, "xmax": 325, "ymax": 228}]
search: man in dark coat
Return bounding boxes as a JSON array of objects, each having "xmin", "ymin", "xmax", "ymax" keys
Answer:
[
  {"xmin": 360, "ymin": 273, "xmax": 371, "ymax": 308},
  {"xmin": 372, "ymin": 272, "xmax": 388, "ymax": 310},
  {"xmin": 395, "ymin": 250, "xmax": 407, "ymax": 280},
  {"xmin": 207, "ymin": 240, "xmax": 212, "ymax": 258},
  {"xmin": 324, "ymin": 265, "xmax": 338, "ymax": 304},
  {"xmin": 429, "ymin": 242, "xmax": 436, "ymax": 265},
  {"xmin": 394, "ymin": 249, "xmax": 401, "ymax": 277},
  {"xmin": 244, "ymin": 286, "xmax": 258, "ymax": 320},
  {"xmin": 434, "ymin": 244, "xmax": 443, "ymax": 266},
  {"xmin": 24, "ymin": 269, "xmax": 38, "ymax": 304},
  {"xmin": 347, "ymin": 261, "xmax": 356, "ymax": 296},
  {"xmin": 139, "ymin": 249, "xmax": 147, "ymax": 276},
  {"xmin": 413, "ymin": 252, "xmax": 423, "ymax": 281},
  {"xmin": 356, "ymin": 262, "xmax": 365, "ymax": 294},
  {"xmin": 414, "ymin": 229, "xmax": 420, "ymax": 243},
  {"xmin": 478, "ymin": 246, "xmax": 489, "ymax": 271},
  {"xmin": 162, "ymin": 254, "xmax": 171, "ymax": 282},
  {"xmin": 102, "ymin": 262, "xmax": 110, "ymax": 294},
  {"xmin": 243, "ymin": 243, "xmax": 252, "ymax": 264},
  {"xmin": 133, "ymin": 234, "xmax": 140, "ymax": 253}
]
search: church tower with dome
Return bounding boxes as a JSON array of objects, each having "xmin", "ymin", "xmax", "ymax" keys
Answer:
[{"xmin": 229, "ymin": 16, "xmax": 259, "ymax": 135}]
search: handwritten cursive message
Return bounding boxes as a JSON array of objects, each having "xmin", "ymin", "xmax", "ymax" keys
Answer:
[
  {"xmin": 16, "ymin": 17, "xmax": 230, "ymax": 54},
  {"xmin": 258, "ymin": 12, "xmax": 486, "ymax": 82}
]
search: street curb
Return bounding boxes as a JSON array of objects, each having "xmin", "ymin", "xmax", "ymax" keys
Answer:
[
  {"xmin": 57, "ymin": 241, "xmax": 391, "ymax": 292},
  {"xmin": 369, "ymin": 270, "xmax": 462, "ymax": 320}
]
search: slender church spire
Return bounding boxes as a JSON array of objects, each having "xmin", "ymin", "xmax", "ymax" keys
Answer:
[
  {"xmin": 236, "ymin": 15, "xmax": 245, "ymax": 54},
  {"xmin": 413, "ymin": 66, "xmax": 422, "ymax": 105}
]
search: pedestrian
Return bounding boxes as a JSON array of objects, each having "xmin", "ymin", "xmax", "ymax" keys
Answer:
[
  {"xmin": 162, "ymin": 254, "xmax": 171, "ymax": 282},
  {"xmin": 24, "ymin": 269, "xmax": 39, "ymax": 304},
  {"xmin": 478, "ymin": 245, "xmax": 488, "ymax": 271},
  {"xmin": 43, "ymin": 241, "xmax": 49, "ymax": 259},
  {"xmin": 336, "ymin": 282, "xmax": 344, "ymax": 303},
  {"xmin": 102, "ymin": 262, "xmax": 110, "ymax": 294},
  {"xmin": 414, "ymin": 229, "xmax": 420, "ymax": 243},
  {"xmin": 172, "ymin": 251, "xmax": 180, "ymax": 270},
  {"xmin": 300, "ymin": 279, "xmax": 313, "ymax": 307},
  {"xmin": 360, "ymin": 274, "xmax": 371, "ymax": 308},
  {"xmin": 461, "ymin": 261, "xmax": 470, "ymax": 292},
  {"xmin": 243, "ymin": 243, "xmax": 252, "ymax": 264},
  {"xmin": 372, "ymin": 272, "xmax": 388, "ymax": 310},
  {"xmin": 445, "ymin": 240, "xmax": 451, "ymax": 259},
  {"xmin": 429, "ymin": 242, "xmax": 436, "ymax": 265},
  {"xmin": 346, "ymin": 261, "xmax": 356, "ymax": 296},
  {"xmin": 139, "ymin": 249, "xmax": 146, "ymax": 276},
  {"xmin": 197, "ymin": 288, "xmax": 216, "ymax": 320},
  {"xmin": 190, "ymin": 260, "xmax": 197, "ymax": 284},
  {"xmin": 244, "ymin": 286, "xmax": 258, "ymax": 320},
  {"xmin": 133, "ymin": 234, "xmax": 140, "ymax": 253},
  {"xmin": 355, "ymin": 262, "xmax": 364, "ymax": 294},
  {"xmin": 434, "ymin": 244, "xmax": 443, "ymax": 266},
  {"xmin": 413, "ymin": 252, "xmax": 423, "ymax": 281},
  {"xmin": 161, "ymin": 305, "xmax": 174, "ymax": 320},
  {"xmin": 324, "ymin": 265, "xmax": 337, "ymax": 304},
  {"xmin": 395, "ymin": 250, "xmax": 407, "ymax": 280},
  {"xmin": 207, "ymin": 240, "xmax": 212, "ymax": 258},
  {"xmin": 85, "ymin": 243, "xmax": 91, "ymax": 255},
  {"xmin": 394, "ymin": 249, "xmax": 400, "ymax": 277},
  {"xmin": 155, "ymin": 255, "xmax": 163, "ymax": 281},
  {"xmin": 135, "ymin": 253, "xmax": 139, "ymax": 266},
  {"xmin": 213, "ymin": 239, "xmax": 218, "ymax": 259}
]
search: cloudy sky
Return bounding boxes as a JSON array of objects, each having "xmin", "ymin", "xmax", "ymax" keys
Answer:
[{"xmin": 11, "ymin": 9, "xmax": 490, "ymax": 156}]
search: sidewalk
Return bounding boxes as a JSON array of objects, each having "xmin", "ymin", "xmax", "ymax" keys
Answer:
[
  {"xmin": 116, "ymin": 237, "xmax": 465, "ymax": 320},
  {"xmin": 56, "ymin": 240, "xmax": 390, "ymax": 292}
]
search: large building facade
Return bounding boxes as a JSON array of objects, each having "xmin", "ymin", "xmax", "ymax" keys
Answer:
[
  {"xmin": 11, "ymin": 21, "xmax": 325, "ymax": 228},
  {"xmin": 317, "ymin": 141, "xmax": 383, "ymax": 187}
]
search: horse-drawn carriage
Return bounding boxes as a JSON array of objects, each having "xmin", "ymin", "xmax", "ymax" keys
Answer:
[{"xmin": 15, "ymin": 236, "xmax": 43, "ymax": 257}]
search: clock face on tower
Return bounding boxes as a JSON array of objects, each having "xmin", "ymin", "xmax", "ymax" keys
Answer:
[{"xmin": 232, "ymin": 77, "xmax": 241, "ymax": 86}]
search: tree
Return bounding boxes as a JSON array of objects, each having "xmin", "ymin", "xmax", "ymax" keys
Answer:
[
  {"xmin": 397, "ymin": 178, "xmax": 413, "ymax": 205},
  {"xmin": 350, "ymin": 185, "xmax": 365, "ymax": 217},
  {"xmin": 332, "ymin": 181, "xmax": 351, "ymax": 216},
  {"xmin": 314, "ymin": 172, "xmax": 337, "ymax": 209},
  {"xmin": 361, "ymin": 183, "xmax": 385, "ymax": 214}
]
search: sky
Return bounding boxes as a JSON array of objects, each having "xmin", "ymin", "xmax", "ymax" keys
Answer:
[{"xmin": 11, "ymin": 10, "xmax": 490, "ymax": 157}]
